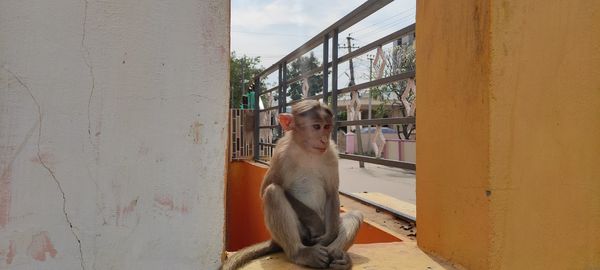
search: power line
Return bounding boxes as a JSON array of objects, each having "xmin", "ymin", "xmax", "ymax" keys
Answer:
[
  {"xmin": 231, "ymin": 30, "xmax": 310, "ymax": 37},
  {"xmin": 349, "ymin": 7, "xmax": 415, "ymax": 35},
  {"xmin": 358, "ymin": 17, "xmax": 415, "ymax": 41},
  {"xmin": 354, "ymin": 11, "xmax": 416, "ymax": 37}
]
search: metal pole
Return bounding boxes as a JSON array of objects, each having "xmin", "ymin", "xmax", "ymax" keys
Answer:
[
  {"xmin": 367, "ymin": 55, "xmax": 374, "ymax": 153},
  {"xmin": 346, "ymin": 35, "xmax": 364, "ymax": 167},
  {"xmin": 241, "ymin": 58, "xmax": 245, "ymax": 96},
  {"xmin": 282, "ymin": 61, "xmax": 288, "ymax": 113},
  {"xmin": 322, "ymin": 34, "xmax": 329, "ymax": 104},
  {"xmin": 331, "ymin": 29, "xmax": 339, "ymax": 142},
  {"xmin": 368, "ymin": 55, "xmax": 374, "ymax": 120},
  {"xmin": 346, "ymin": 36, "xmax": 356, "ymax": 86},
  {"xmin": 253, "ymin": 78, "xmax": 260, "ymax": 161},
  {"xmin": 277, "ymin": 63, "xmax": 283, "ymax": 136}
]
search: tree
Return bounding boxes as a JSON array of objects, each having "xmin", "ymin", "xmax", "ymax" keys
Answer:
[
  {"xmin": 286, "ymin": 52, "xmax": 323, "ymax": 101},
  {"xmin": 370, "ymin": 43, "xmax": 416, "ymax": 139},
  {"xmin": 230, "ymin": 52, "xmax": 265, "ymax": 108}
]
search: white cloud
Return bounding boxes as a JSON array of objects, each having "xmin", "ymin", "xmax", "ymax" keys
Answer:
[
  {"xmin": 232, "ymin": 0, "xmax": 363, "ymax": 31},
  {"xmin": 231, "ymin": 0, "xmax": 416, "ymax": 68}
]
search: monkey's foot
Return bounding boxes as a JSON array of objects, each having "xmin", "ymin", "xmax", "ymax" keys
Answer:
[{"xmin": 293, "ymin": 245, "xmax": 330, "ymax": 268}]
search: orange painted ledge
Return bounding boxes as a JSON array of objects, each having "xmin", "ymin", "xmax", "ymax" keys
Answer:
[
  {"xmin": 227, "ymin": 161, "xmax": 401, "ymax": 251},
  {"xmin": 227, "ymin": 160, "xmax": 457, "ymax": 269}
]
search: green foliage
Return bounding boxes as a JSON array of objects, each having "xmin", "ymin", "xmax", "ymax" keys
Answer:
[
  {"xmin": 230, "ymin": 52, "xmax": 265, "ymax": 108},
  {"xmin": 286, "ymin": 52, "xmax": 323, "ymax": 101}
]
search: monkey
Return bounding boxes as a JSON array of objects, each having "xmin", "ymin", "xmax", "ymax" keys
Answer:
[{"xmin": 222, "ymin": 100, "xmax": 364, "ymax": 270}]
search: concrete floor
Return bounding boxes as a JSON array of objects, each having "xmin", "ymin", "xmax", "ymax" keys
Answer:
[
  {"xmin": 241, "ymin": 242, "xmax": 457, "ymax": 270},
  {"xmin": 338, "ymin": 158, "xmax": 416, "ymax": 204}
]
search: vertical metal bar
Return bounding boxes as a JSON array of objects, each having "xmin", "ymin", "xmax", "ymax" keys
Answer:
[
  {"xmin": 331, "ymin": 28, "xmax": 339, "ymax": 142},
  {"xmin": 282, "ymin": 61, "xmax": 288, "ymax": 113},
  {"xmin": 253, "ymin": 78, "xmax": 260, "ymax": 161},
  {"xmin": 322, "ymin": 34, "xmax": 329, "ymax": 103},
  {"xmin": 229, "ymin": 110, "xmax": 233, "ymax": 161},
  {"xmin": 277, "ymin": 64, "xmax": 283, "ymax": 136}
]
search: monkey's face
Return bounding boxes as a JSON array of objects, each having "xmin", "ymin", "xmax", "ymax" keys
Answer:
[{"xmin": 293, "ymin": 117, "xmax": 333, "ymax": 155}]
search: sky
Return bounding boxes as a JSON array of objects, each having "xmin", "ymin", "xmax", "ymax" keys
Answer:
[{"xmin": 231, "ymin": 0, "xmax": 417, "ymax": 70}]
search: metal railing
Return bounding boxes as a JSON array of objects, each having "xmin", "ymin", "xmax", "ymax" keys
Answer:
[{"xmin": 248, "ymin": 0, "xmax": 416, "ymax": 170}]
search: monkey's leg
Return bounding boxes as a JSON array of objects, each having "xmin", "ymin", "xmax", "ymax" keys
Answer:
[
  {"xmin": 262, "ymin": 184, "xmax": 330, "ymax": 268},
  {"xmin": 326, "ymin": 210, "xmax": 364, "ymax": 270}
]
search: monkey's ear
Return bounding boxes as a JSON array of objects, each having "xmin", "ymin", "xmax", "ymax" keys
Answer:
[{"xmin": 278, "ymin": 113, "xmax": 294, "ymax": 131}]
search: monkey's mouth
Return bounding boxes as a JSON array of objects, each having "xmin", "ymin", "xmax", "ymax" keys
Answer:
[{"xmin": 313, "ymin": 147, "xmax": 327, "ymax": 153}]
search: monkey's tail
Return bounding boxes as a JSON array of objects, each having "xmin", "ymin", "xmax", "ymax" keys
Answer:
[{"xmin": 221, "ymin": 240, "xmax": 281, "ymax": 270}]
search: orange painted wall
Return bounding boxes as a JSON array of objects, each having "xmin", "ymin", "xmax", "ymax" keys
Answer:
[
  {"xmin": 226, "ymin": 161, "xmax": 400, "ymax": 252},
  {"xmin": 226, "ymin": 161, "xmax": 271, "ymax": 251},
  {"xmin": 417, "ymin": 0, "xmax": 600, "ymax": 269}
]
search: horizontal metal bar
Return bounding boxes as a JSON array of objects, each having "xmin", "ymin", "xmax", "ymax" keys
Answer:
[
  {"xmin": 339, "ymin": 153, "xmax": 416, "ymax": 170},
  {"xmin": 259, "ymin": 143, "xmax": 277, "ymax": 147},
  {"xmin": 255, "ymin": 159, "xmax": 270, "ymax": 166},
  {"xmin": 260, "ymin": 85, "xmax": 279, "ymax": 95},
  {"xmin": 270, "ymin": 25, "xmax": 415, "ymax": 93},
  {"xmin": 259, "ymin": 125, "xmax": 278, "ymax": 129},
  {"xmin": 337, "ymin": 117, "xmax": 415, "ymax": 126},
  {"xmin": 337, "ymin": 70, "xmax": 415, "ymax": 95},
  {"xmin": 260, "ymin": 106, "xmax": 279, "ymax": 112},
  {"xmin": 287, "ymin": 94, "xmax": 324, "ymax": 105},
  {"xmin": 254, "ymin": 0, "xmax": 392, "ymax": 79},
  {"xmin": 286, "ymin": 64, "xmax": 328, "ymax": 86},
  {"xmin": 338, "ymin": 24, "xmax": 415, "ymax": 64},
  {"xmin": 339, "ymin": 190, "xmax": 416, "ymax": 223},
  {"xmin": 288, "ymin": 28, "xmax": 424, "ymax": 86}
]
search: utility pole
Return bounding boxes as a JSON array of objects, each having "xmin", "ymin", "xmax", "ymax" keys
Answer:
[
  {"xmin": 347, "ymin": 36, "xmax": 356, "ymax": 86},
  {"xmin": 241, "ymin": 57, "xmax": 245, "ymax": 96},
  {"xmin": 342, "ymin": 35, "xmax": 364, "ymax": 168},
  {"xmin": 367, "ymin": 54, "xmax": 374, "ymax": 153}
]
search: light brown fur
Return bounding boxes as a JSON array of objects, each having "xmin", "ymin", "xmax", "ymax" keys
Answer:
[{"xmin": 222, "ymin": 100, "xmax": 363, "ymax": 270}]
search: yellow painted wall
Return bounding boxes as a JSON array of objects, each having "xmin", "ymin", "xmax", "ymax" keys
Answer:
[
  {"xmin": 417, "ymin": 0, "xmax": 600, "ymax": 269},
  {"xmin": 416, "ymin": 0, "xmax": 492, "ymax": 269},
  {"xmin": 488, "ymin": 1, "xmax": 600, "ymax": 269}
]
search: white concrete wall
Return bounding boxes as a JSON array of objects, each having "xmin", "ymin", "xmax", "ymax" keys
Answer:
[{"xmin": 0, "ymin": 0, "xmax": 229, "ymax": 269}]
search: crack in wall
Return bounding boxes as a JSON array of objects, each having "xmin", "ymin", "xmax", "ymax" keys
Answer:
[
  {"xmin": 81, "ymin": 0, "xmax": 96, "ymax": 148},
  {"xmin": 3, "ymin": 68, "xmax": 86, "ymax": 270}
]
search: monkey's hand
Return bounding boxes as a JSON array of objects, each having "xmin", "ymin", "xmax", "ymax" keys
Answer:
[
  {"xmin": 328, "ymin": 249, "xmax": 352, "ymax": 270},
  {"xmin": 314, "ymin": 232, "xmax": 337, "ymax": 246},
  {"xmin": 294, "ymin": 245, "xmax": 330, "ymax": 268},
  {"xmin": 314, "ymin": 226, "xmax": 338, "ymax": 247}
]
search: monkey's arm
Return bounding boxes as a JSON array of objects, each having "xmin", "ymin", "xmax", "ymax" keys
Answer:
[
  {"xmin": 260, "ymin": 167, "xmax": 280, "ymax": 197},
  {"xmin": 317, "ymin": 159, "xmax": 342, "ymax": 246},
  {"xmin": 317, "ymin": 193, "xmax": 341, "ymax": 246}
]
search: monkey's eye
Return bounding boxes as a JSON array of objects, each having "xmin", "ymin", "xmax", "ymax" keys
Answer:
[
  {"xmin": 323, "ymin": 124, "xmax": 331, "ymax": 130},
  {"xmin": 312, "ymin": 124, "xmax": 321, "ymax": 130}
]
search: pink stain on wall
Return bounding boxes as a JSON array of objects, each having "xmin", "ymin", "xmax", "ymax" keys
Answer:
[
  {"xmin": 6, "ymin": 240, "xmax": 15, "ymax": 265},
  {"xmin": 180, "ymin": 204, "xmax": 189, "ymax": 214},
  {"xmin": 190, "ymin": 121, "xmax": 203, "ymax": 144},
  {"xmin": 154, "ymin": 194, "xmax": 175, "ymax": 210},
  {"xmin": 27, "ymin": 232, "xmax": 57, "ymax": 261},
  {"xmin": 154, "ymin": 194, "xmax": 190, "ymax": 214},
  {"xmin": 29, "ymin": 152, "xmax": 54, "ymax": 167},
  {"xmin": 122, "ymin": 199, "xmax": 137, "ymax": 216},
  {"xmin": 116, "ymin": 198, "xmax": 138, "ymax": 226},
  {"xmin": 0, "ymin": 168, "xmax": 12, "ymax": 228}
]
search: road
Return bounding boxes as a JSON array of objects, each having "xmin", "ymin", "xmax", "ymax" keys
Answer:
[{"xmin": 338, "ymin": 158, "xmax": 416, "ymax": 204}]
